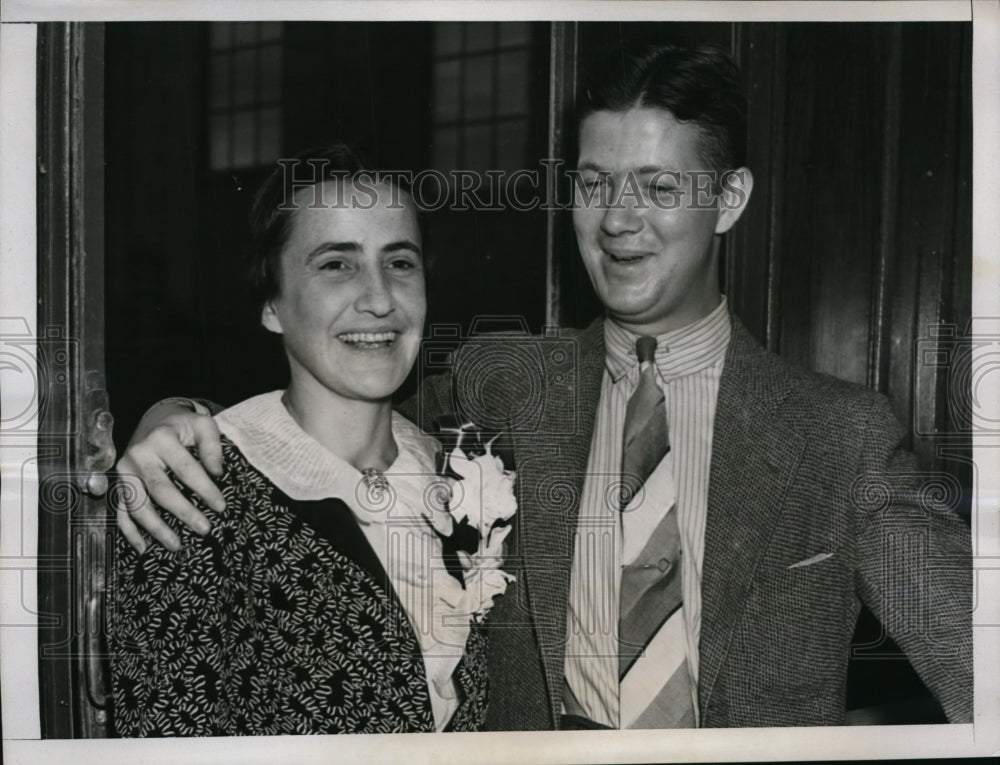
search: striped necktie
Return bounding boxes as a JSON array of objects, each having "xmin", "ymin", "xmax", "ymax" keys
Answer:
[{"xmin": 618, "ymin": 336, "xmax": 695, "ymax": 728}]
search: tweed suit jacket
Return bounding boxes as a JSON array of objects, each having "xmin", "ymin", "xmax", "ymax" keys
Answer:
[{"xmin": 400, "ymin": 313, "xmax": 973, "ymax": 729}]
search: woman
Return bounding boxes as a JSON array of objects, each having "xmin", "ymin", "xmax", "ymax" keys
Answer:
[{"xmin": 110, "ymin": 144, "xmax": 497, "ymax": 735}]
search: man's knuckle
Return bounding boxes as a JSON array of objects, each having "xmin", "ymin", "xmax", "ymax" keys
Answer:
[{"xmin": 148, "ymin": 426, "xmax": 171, "ymax": 445}]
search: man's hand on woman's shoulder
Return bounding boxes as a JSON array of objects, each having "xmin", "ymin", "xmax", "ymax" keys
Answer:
[{"xmin": 113, "ymin": 399, "xmax": 226, "ymax": 553}]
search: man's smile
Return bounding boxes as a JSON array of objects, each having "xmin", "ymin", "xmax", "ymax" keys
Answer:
[{"xmin": 602, "ymin": 246, "xmax": 653, "ymax": 265}]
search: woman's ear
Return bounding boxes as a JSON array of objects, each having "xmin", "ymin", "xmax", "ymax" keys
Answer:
[
  {"xmin": 715, "ymin": 167, "xmax": 754, "ymax": 235},
  {"xmin": 261, "ymin": 301, "xmax": 283, "ymax": 334}
]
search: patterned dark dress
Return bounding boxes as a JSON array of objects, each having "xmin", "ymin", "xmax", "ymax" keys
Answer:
[{"xmin": 111, "ymin": 418, "xmax": 488, "ymax": 736}]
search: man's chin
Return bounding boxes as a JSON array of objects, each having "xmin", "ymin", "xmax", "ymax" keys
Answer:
[{"xmin": 601, "ymin": 297, "xmax": 659, "ymax": 325}]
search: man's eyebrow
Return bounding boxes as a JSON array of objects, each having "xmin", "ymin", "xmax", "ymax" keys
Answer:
[
  {"xmin": 575, "ymin": 162, "xmax": 677, "ymax": 177},
  {"xmin": 305, "ymin": 241, "xmax": 360, "ymax": 262},
  {"xmin": 634, "ymin": 165, "xmax": 677, "ymax": 176}
]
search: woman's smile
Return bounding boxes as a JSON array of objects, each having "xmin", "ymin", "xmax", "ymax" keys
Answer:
[{"xmin": 336, "ymin": 329, "xmax": 401, "ymax": 349}]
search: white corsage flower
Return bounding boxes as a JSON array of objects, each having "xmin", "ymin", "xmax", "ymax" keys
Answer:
[
  {"xmin": 423, "ymin": 426, "xmax": 517, "ymax": 622},
  {"xmin": 446, "ymin": 443, "xmax": 517, "ymax": 537}
]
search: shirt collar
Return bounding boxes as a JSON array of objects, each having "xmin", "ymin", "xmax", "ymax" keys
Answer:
[
  {"xmin": 604, "ymin": 297, "xmax": 732, "ymax": 383},
  {"xmin": 215, "ymin": 390, "xmax": 440, "ymax": 521}
]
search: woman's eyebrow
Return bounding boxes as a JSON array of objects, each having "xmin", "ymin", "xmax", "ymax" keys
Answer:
[
  {"xmin": 305, "ymin": 241, "xmax": 360, "ymax": 262},
  {"xmin": 383, "ymin": 240, "xmax": 422, "ymax": 256}
]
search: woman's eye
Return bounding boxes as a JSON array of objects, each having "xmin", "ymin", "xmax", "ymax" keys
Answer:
[{"xmin": 387, "ymin": 257, "xmax": 418, "ymax": 271}]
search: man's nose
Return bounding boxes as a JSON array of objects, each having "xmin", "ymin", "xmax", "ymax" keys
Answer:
[
  {"xmin": 600, "ymin": 195, "xmax": 643, "ymax": 236},
  {"xmin": 354, "ymin": 266, "xmax": 395, "ymax": 316}
]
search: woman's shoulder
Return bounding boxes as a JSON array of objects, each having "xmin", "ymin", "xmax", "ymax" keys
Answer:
[{"xmin": 214, "ymin": 390, "xmax": 285, "ymax": 439}]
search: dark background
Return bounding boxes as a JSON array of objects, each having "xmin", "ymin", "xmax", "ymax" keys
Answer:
[{"xmin": 100, "ymin": 21, "xmax": 972, "ymax": 728}]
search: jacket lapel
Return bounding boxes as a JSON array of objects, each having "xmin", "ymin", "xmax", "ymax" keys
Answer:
[
  {"xmin": 512, "ymin": 318, "xmax": 606, "ymax": 723},
  {"xmin": 697, "ymin": 318, "xmax": 805, "ymax": 719}
]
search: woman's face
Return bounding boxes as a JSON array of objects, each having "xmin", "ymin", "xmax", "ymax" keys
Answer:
[{"xmin": 261, "ymin": 180, "xmax": 426, "ymax": 404}]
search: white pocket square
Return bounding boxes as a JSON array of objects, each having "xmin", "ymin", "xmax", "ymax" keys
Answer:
[{"xmin": 787, "ymin": 552, "xmax": 834, "ymax": 570}]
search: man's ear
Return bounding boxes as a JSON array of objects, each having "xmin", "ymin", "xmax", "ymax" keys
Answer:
[
  {"xmin": 261, "ymin": 301, "xmax": 283, "ymax": 334},
  {"xmin": 715, "ymin": 167, "xmax": 754, "ymax": 235}
]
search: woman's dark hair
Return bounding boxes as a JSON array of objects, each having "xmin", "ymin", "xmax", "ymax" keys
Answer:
[
  {"xmin": 578, "ymin": 43, "xmax": 747, "ymax": 174},
  {"xmin": 247, "ymin": 142, "xmax": 412, "ymax": 316}
]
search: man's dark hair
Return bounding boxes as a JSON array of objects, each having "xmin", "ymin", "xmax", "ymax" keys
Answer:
[
  {"xmin": 247, "ymin": 142, "xmax": 413, "ymax": 316},
  {"xmin": 578, "ymin": 43, "xmax": 747, "ymax": 174}
]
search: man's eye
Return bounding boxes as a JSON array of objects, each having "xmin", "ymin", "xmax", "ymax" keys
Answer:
[
  {"xmin": 319, "ymin": 260, "xmax": 347, "ymax": 271},
  {"xmin": 650, "ymin": 183, "xmax": 681, "ymax": 199}
]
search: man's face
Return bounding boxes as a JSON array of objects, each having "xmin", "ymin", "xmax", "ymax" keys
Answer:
[
  {"xmin": 573, "ymin": 107, "xmax": 751, "ymax": 335},
  {"xmin": 262, "ymin": 181, "xmax": 426, "ymax": 404}
]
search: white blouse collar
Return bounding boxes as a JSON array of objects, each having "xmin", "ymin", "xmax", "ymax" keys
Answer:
[{"xmin": 215, "ymin": 390, "xmax": 441, "ymax": 522}]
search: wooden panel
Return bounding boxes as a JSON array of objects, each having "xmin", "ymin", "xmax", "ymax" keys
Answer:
[
  {"xmin": 545, "ymin": 22, "xmax": 578, "ymax": 328},
  {"xmin": 887, "ymin": 23, "xmax": 972, "ymax": 474},
  {"xmin": 731, "ymin": 23, "xmax": 971, "ymax": 472},
  {"xmin": 777, "ymin": 24, "xmax": 894, "ymax": 385},
  {"xmin": 731, "ymin": 23, "xmax": 786, "ymax": 350}
]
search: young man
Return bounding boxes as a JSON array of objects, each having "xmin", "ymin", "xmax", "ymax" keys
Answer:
[{"xmin": 114, "ymin": 44, "xmax": 972, "ymax": 729}]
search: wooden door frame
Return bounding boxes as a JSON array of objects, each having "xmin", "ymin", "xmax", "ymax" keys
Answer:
[{"xmin": 36, "ymin": 21, "xmax": 113, "ymax": 739}]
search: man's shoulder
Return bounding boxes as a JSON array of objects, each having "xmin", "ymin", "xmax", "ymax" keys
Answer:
[
  {"xmin": 455, "ymin": 320, "xmax": 600, "ymax": 349},
  {"xmin": 729, "ymin": 319, "xmax": 896, "ymax": 431},
  {"xmin": 451, "ymin": 319, "xmax": 602, "ymax": 378},
  {"xmin": 446, "ymin": 318, "xmax": 603, "ymax": 413}
]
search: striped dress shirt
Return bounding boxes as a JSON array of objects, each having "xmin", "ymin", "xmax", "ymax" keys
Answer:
[{"xmin": 563, "ymin": 298, "xmax": 732, "ymax": 728}]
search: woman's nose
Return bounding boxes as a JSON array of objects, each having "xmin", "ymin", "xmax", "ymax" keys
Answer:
[{"xmin": 354, "ymin": 266, "xmax": 395, "ymax": 316}]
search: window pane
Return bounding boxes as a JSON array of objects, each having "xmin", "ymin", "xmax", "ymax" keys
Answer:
[
  {"xmin": 497, "ymin": 50, "xmax": 529, "ymax": 115},
  {"xmin": 259, "ymin": 21, "xmax": 283, "ymax": 42},
  {"xmin": 259, "ymin": 107, "xmax": 281, "ymax": 164},
  {"xmin": 233, "ymin": 110, "xmax": 256, "ymax": 168},
  {"xmin": 465, "ymin": 22, "xmax": 495, "ymax": 53},
  {"xmin": 434, "ymin": 22, "xmax": 463, "ymax": 56},
  {"xmin": 233, "ymin": 23, "xmax": 259, "ymax": 47},
  {"xmin": 463, "ymin": 54, "xmax": 493, "ymax": 120},
  {"xmin": 433, "ymin": 59, "xmax": 461, "ymax": 123},
  {"xmin": 206, "ymin": 22, "xmax": 283, "ymax": 172},
  {"xmin": 232, "ymin": 49, "xmax": 257, "ymax": 107},
  {"xmin": 433, "ymin": 126, "xmax": 460, "ymax": 174},
  {"xmin": 209, "ymin": 53, "xmax": 231, "ymax": 110},
  {"xmin": 210, "ymin": 22, "xmax": 232, "ymax": 50},
  {"xmin": 499, "ymin": 22, "xmax": 531, "ymax": 47},
  {"xmin": 464, "ymin": 124, "xmax": 492, "ymax": 171},
  {"xmin": 260, "ymin": 44, "xmax": 282, "ymax": 102},
  {"xmin": 209, "ymin": 113, "xmax": 231, "ymax": 171}
]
